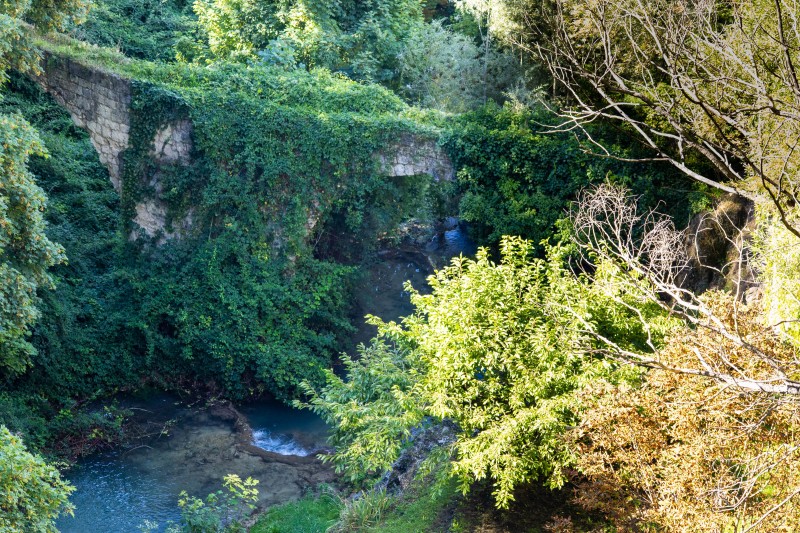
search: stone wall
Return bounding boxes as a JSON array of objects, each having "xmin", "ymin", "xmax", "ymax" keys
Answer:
[
  {"xmin": 152, "ymin": 119, "xmax": 193, "ymax": 165},
  {"xmin": 31, "ymin": 52, "xmax": 456, "ymax": 241},
  {"xmin": 379, "ymin": 136, "xmax": 454, "ymax": 181},
  {"xmin": 31, "ymin": 52, "xmax": 131, "ymax": 192}
]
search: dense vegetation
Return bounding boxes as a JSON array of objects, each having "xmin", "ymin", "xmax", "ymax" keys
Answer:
[{"xmin": 5, "ymin": 0, "xmax": 800, "ymax": 531}]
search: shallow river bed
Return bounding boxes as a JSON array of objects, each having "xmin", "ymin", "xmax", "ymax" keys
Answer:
[
  {"xmin": 57, "ymin": 225, "xmax": 475, "ymax": 532},
  {"xmin": 57, "ymin": 396, "xmax": 333, "ymax": 532}
]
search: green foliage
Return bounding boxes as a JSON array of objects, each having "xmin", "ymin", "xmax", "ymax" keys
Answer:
[
  {"xmin": 2, "ymin": 34, "xmax": 445, "ymax": 412},
  {"xmin": 0, "ymin": 425, "xmax": 74, "ymax": 531},
  {"xmin": 298, "ymin": 339, "xmax": 424, "ymax": 484},
  {"xmin": 0, "ymin": 112, "xmax": 65, "ymax": 376},
  {"xmin": 328, "ymin": 489, "xmax": 392, "ymax": 533},
  {"xmin": 112, "ymin": 59, "xmax": 440, "ymax": 399},
  {"xmin": 306, "ymin": 235, "xmax": 671, "ymax": 508},
  {"xmin": 125, "ymin": 242, "xmax": 357, "ymax": 399},
  {"xmin": 71, "ymin": 0, "xmax": 197, "ymax": 61},
  {"xmin": 192, "ymin": 0, "xmax": 423, "ymax": 81},
  {"xmin": 399, "ymin": 237, "xmax": 599, "ymax": 505},
  {"xmin": 443, "ymin": 103, "xmax": 706, "ymax": 247},
  {"xmin": 754, "ymin": 207, "xmax": 800, "ymax": 346},
  {"xmin": 250, "ymin": 489, "xmax": 341, "ymax": 533},
  {"xmin": 369, "ymin": 477, "xmax": 457, "ymax": 533},
  {"xmin": 154, "ymin": 474, "xmax": 259, "ymax": 533},
  {"xmin": 1, "ymin": 0, "xmax": 90, "ymax": 83},
  {"xmin": 396, "ymin": 19, "xmax": 520, "ymax": 113},
  {"xmin": 0, "ymin": 75, "xmax": 131, "ymax": 404}
]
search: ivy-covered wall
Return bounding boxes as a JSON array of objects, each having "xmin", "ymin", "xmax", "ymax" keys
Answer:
[
  {"xmin": 30, "ymin": 46, "xmax": 454, "ymax": 247},
  {"xmin": 3, "ymin": 38, "xmax": 456, "ymax": 427}
]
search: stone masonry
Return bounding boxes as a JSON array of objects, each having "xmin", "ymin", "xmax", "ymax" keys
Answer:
[
  {"xmin": 152, "ymin": 119, "xmax": 193, "ymax": 165},
  {"xmin": 31, "ymin": 51, "xmax": 455, "ymax": 240},
  {"xmin": 31, "ymin": 52, "xmax": 132, "ymax": 192},
  {"xmin": 379, "ymin": 136, "xmax": 455, "ymax": 182}
]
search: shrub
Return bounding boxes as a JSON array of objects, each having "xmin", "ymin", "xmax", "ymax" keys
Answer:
[{"xmin": 0, "ymin": 425, "xmax": 75, "ymax": 531}]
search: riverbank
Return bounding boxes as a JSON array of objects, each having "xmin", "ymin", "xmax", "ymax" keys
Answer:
[{"xmin": 56, "ymin": 393, "xmax": 336, "ymax": 532}]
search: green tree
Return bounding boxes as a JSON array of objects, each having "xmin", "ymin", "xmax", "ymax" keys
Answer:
[
  {"xmin": 304, "ymin": 236, "xmax": 664, "ymax": 506},
  {"xmin": 396, "ymin": 19, "xmax": 519, "ymax": 112},
  {"xmin": 0, "ymin": 425, "xmax": 74, "ymax": 531},
  {"xmin": 0, "ymin": 113, "xmax": 65, "ymax": 376},
  {"xmin": 443, "ymin": 103, "xmax": 702, "ymax": 247},
  {"xmin": 192, "ymin": 0, "xmax": 423, "ymax": 81},
  {"xmin": 1, "ymin": 0, "xmax": 88, "ymax": 378}
]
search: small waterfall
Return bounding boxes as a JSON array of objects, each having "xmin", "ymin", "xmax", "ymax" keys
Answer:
[{"xmin": 251, "ymin": 429, "xmax": 311, "ymax": 456}]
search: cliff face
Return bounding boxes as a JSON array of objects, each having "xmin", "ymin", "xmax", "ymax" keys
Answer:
[{"xmin": 680, "ymin": 194, "xmax": 760, "ymax": 301}]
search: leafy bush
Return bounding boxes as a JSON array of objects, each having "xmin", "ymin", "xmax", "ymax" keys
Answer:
[
  {"xmin": 164, "ymin": 474, "xmax": 259, "ymax": 533},
  {"xmin": 328, "ymin": 489, "xmax": 392, "ymax": 533},
  {"xmin": 443, "ymin": 103, "xmax": 706, "ymax": 247},
  {"xmin": 299, "ymin": 339, "xmax": 424, "ymax": 484},
  {"xmin": 754, "ymin": 207, "xmax": 800, "ymax": 346},
  {"xmin": 304, "ymin": 236, "xmax": 664, "ymax": 507},
  {"xmin": 0, "ymin": 112, "xmax": 65, "ymax": 377},
  {"xmin": 0, "ymin": 75, "xmax": 132, "ymax": 403},
  {"xmin": 568, "ymin": 291, "xmax": 800, "ymax": 531},
  {"xmin": 192, "ymin": 0, "xmax": 423, "ymax": 81},
  {"xmin": 397, "ymin": 19, "xmax": 520, "ymax": 113},
  {"xmin": 70, "ymin": 0, "xmax": 197, "ymax": 61},
  {"xmin": 0, "ymin": 425, "xmax": 75, "ymax": 531}
]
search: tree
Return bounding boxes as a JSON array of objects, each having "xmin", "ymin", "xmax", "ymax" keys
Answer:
[
  {"xmin": 571, "ymin": 184, "xmax": 800, "ymax": 397},
  {"xmin": 0, "ymin": 0, "xmax": 87, "ymax": 376},
  {"xmin": 193, "ymin": 0, "xmax": 423, "ymax": 81},
  {"xmin": 0, "ymin": 425, "xmax": 74, "ymax": 531},
  {"xmin": 569, "ymin": 326, "xmax": 800, "ymax": 531},
  {"xmin": 396, "ymin": 19, "xmax": 519, "ymax": 112},
  {"xmin": 504, "ymin": 0, "xmax": 800, "ymax": 236},
  {"xmin": 303, "ymin": 236, "xmax": 661, "ymax": 507},
  {"xmin": 0, "ymin": 114, "xmax": 66, "ymax": 376},
  {"xmin": 562, "ymin": 184, "xmax": 800, "ymax": 527}
]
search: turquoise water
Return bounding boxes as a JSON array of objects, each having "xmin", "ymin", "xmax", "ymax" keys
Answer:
[
  {"xmin": 58, "ymin": 453, "xmax": 182, "ymax": 532},
  {"xmin": 56, "ymin": 396, "xmax": 330, "ymax": 533},
  {"xmin": 56, "ymin": 225, "xmax": 475, "ymax": 532}
]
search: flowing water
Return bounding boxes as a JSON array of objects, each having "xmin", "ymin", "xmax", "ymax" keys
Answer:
[
  {"xmin": 57, "ymin": 225, "xmax": 475, "ymax": 532},
  {"xmin": 57, "ymin": 395, "xmax": 334, "ymax": 532}
]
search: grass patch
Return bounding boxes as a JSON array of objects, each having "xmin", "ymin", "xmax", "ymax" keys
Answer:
[
  {"xmin": 370, "ymin": 479, "xmax": 457, "ymax": 533},
  {"xmin": 251, "ymin": 492, "xmax": 342, "ymax": 533},
  {"xmin": 250, "ymin": 477, "xmax": 457, "ymax": 533}
]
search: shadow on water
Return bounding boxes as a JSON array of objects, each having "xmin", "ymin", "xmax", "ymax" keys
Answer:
[{"xmin": 350, "ymin": 224, "xmax": 477, "ymax": 349}]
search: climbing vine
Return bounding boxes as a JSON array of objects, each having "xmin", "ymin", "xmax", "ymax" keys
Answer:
[{"xmin": 53, "ymin": 49, "xmax": 449, "ymax": 399}]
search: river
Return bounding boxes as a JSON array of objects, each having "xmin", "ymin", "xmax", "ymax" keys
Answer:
[{"xmin": 56, "ymin": 225, "xmax": 475, "ymax": 532}]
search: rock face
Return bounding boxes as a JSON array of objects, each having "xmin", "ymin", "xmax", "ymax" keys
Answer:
[
  {"xmin": 679, "ymin": 193, "xmax": 760, "ymax": 301},
  {"xmin": 152, "ymin": 119, "xmax": 193, "ymax": 165},
  {"xmin": 379, "ymin": 136, "xmax": 455, "ymax": 182},
  {"xmin": 376, "ymin": 420, "xmax": 458, "ymax": 495},
  {"xmin": 31, "ymin": 52, "xmax": 132, "ymax": 191}
]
